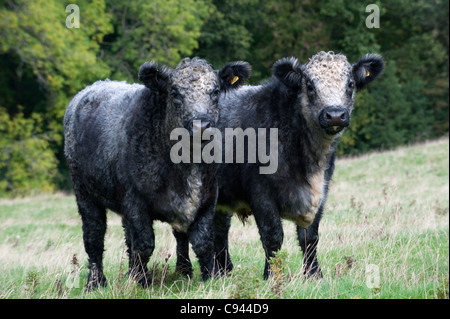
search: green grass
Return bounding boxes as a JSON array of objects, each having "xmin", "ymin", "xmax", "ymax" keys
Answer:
[{"xmin": 1, "ymin": 138, "xmax": 448, "ymax": 299}]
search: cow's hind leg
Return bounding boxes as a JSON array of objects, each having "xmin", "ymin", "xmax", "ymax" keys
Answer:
[
  {"xmin": 250, "ymin": 191, "xmax": 284, "ymax": 280},
  {"xmin": 255, "ymin": 213, "xmax": 284, "ymax": 280},
  {"xmin": 75, "ymin": 194, "xmax": 108, "ymax": 290}
]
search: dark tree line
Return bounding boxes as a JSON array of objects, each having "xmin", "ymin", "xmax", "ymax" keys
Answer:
[{"xmin": 0, "ymin": 0, "xmax": 448, "ymax": 196}]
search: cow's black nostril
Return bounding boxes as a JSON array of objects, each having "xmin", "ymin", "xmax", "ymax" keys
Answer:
[
  {"xmin": 340, "ymin": 113, "xmax": 346, "ymax": 120},
  {"xmin": 325, "ymin": 112, "xmax": 332, "ymax": 120}
]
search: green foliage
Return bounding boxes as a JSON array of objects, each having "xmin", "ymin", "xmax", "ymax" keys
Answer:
[
  {"xmin": 0, "ymin": 0, "xmax": 112, "ymax": 196},
  {"xmin": 103, "ymin": 0, "xmax": 213, "ymax": 81},
  {"xmin": 0, "ymin": 107, "xmax": 58, "ymax": 196},
  {"xmin": 339, "ymin": 61, "xmax": 420, "ymax": 154},
  {"xmin": 195, "ymin": 0, "xmax": 258, "ymax": 69},
  {"xmin": 0, "ymin": 0, "xmax": 448, "ymax": 195},
  {"xmin": 0, "ymin": 0, "xmax": 112, "ymax": 105}
]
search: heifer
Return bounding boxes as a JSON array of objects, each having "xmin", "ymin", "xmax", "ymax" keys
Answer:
[
  {"xmin": 175, "ymin": 51, "xmax": 384, "ymax": 279},
  {"xmin": 64, "ymin": 57, "xmax": 251, "ymax": 289}
]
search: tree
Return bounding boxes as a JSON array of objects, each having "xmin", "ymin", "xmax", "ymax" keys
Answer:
[
  {"xmin": 0, "ymin": 0, "xmax": 448, "ymax": 195},
  {"xmin": 0, "ymin": 106, "xmax": 58, "ymax": 196},
  {"xmin": 101, "ymin": 0, "xmax": 213, "ymax": 82},
  {"xmin": 339, "ymin": 61, "xmax": 414, "ymax": 154},
  {"xmin": 194, "ymin": 0, "xmax": 331, "ymax": 83},
  {"xmin": 0, "ymin": 0, "xmax": 112, "ymax": 116},
  {"xmin": 0, "ymin": 0, "xmax": 112, "ymax": 194},
  {"xmin": 194, "ymin": 0, "xmax": 268, "ymax": 80}
]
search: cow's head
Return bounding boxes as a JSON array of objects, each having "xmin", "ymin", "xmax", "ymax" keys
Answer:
[
  {"xmin": 139, "ymin": 57, "xmax": 251, "ymax": 133},
  {"xmin": 273, "ymin": 51, "xmax": 384, "ymax": 137}
]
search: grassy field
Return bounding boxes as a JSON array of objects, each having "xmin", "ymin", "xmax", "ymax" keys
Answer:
[{"xmin": 0, "ymin": 138, "xmax": 448, "ymax": 299}]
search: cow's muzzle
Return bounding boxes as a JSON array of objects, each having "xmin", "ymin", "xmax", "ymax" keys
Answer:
[
  {"xmin": 318, "ymin": 106, "xmax": 350, "ymax": 135},
  {"xmin": 184, "ymin": 115, "xmax": 216, "ymax": 135}
]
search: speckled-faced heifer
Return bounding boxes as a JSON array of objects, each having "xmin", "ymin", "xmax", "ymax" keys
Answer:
[
  {"xmin": 64, "ymin": 57, "xmax": 251, "ymax": 289},
  {"xmin": 174, "ymin": 52, "xmax": 384, "ymax": 279}
]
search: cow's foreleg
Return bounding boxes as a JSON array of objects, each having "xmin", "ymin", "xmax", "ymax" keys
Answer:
[
  {"xmin": 75, "ymin": 194, "xmax": 108, "ymax": 290},
  {"xmin": 297, "ymin": 206, "xmax": 323, "ymax": 278},
  {"xmin": 213, "ymin": 209, "xmax": 233, "ymax": 274},
  {"xmin": 297, "ymin": 149, "xmax": 334, "ymax": 278},
  {"xmin": 173, "ymin": 230, "xmax": 193, "ymax": 278}
]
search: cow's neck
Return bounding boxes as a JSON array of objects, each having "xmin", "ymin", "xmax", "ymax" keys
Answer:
[{"xmin": 298, "ymin": 124, "xmax": 337, "ymax": 175}]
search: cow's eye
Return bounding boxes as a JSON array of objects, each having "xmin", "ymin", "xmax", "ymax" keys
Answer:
[
  {"xmin": 306, "ymin": 81, "xmax": 314, "ymax": 93},
  {"xmin": 348, "ymin": 81, "xmax": 354, "ymax": 89},
  {"xmin": 170, "ymin": 90, "xmax": 183, "ymax": 105},
  {"xmin": 210, "ymin": 88, "xmax": 220, "ymax": 100}
]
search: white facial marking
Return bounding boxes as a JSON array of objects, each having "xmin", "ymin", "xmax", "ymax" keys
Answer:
[
  {"xmin": 171, "ymin": 59, "xmax": 218, "ymax": 114},
  {"xmin": 305, "ymin": 51, "xmax": 352, "ymax": 106}
]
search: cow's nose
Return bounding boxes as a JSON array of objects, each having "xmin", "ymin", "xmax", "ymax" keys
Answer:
[
  {"xmin": 185, "ymin": 116, "xmax": 215, "ymax": 134},
  {"xmin": 324, "ymin": 109, "xmax": 348, "ymax": 127},
  {"xmin": 319, "ymin": 106, "xmax": 349, "ymax": 129},
  {"xmin": 194, "ymin": 120, "xmax": 211, "ymax": 133}
]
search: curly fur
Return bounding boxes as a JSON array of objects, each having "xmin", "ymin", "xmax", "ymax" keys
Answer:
[
  {"xmin": 304, "ymin": 51, "xmax": 352, "ymax": 106},
  {"xmin": 64, "ymin": 57, "xmax": 251, "ymax": 288},
  {"xmin": 174, "ymin": 52, "xmax": 384, "ymax": 280}
]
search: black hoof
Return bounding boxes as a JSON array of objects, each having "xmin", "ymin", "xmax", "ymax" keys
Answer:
[
  {"xmin": 176, "ymin": 262, "xmax": 193, "ymax": 279},
  {"xmin": 86, "ymin": 270, "xmax": 107, "ymax": 291}
]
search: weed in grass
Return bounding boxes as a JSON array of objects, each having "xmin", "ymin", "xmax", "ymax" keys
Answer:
[
  {"xmin": 334, "ymin": 256, "xmax": 356, "ymax": 278},
  {"xmin": 350, "ymin": 195, "xmax": 364, "ymax": 218},
  {"xmin": 435, "ymin": 276, "xmax": 449, "ymax": 299},
  {"xmin": 56, "ymin": 279, "xmax": 64, "ymax": 296},
  {"xmin": 24, "ymin": 271, "xmax": 40, "ymax": 298},
  {"xmin": 71, "ymin": 254, "xmax": 79, "ymax": 272},
  {"xmin": 114, "ymin": 247, "xmax": 127, "ymax": 293},
  {"xmin": 228, "ymin": 267, "xmax": 260, "ymax": 299},
  {"xmin": 382, "ymin": 183, "xmax": 389, "ymax": 203},
  {"xmin": 433, "ymin": 200, "xmax": 449, "ymax": 216},
  {"xmin": 151, "ymin": 253, "xmax": 172, "ymax": 290},
  {"xmin": 344, "ymin": 256, "xmax": 355, "ymax": 269},
  {"xmin": 269, "ymin": 250, "xmax": 289, "ymax": 298},
  {"xmin": 11, "ymin": 235, "xmax": 20, "ymax": 248}
]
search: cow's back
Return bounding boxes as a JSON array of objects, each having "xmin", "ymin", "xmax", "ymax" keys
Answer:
[
  {"xmin": 64, "ymin": 80, "xmax": 143, "ymax": 162},
  {"xmin": 64, "ymin": 80, "xmax": 145, "ymax": 207}
]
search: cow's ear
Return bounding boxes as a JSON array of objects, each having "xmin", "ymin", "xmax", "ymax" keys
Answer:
[
  {"xmin": 352, "ymin": 54, "xmax": 384, "ymax": 90},
  {"xmin": 273, "ymin": 57, "xmax": 303, "ymax": 90},
  {"xmin": 138, "ymin": 62, "xmax": 171, "ymax": 92},
  {"xmin": 218, "ymin": 61, "xmax": 251, "ymax": 91}
]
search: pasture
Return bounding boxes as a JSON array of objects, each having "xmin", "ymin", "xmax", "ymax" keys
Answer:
[{"xmin": 0, "ymin": 138, "xmax": 448, "ymax": 299}]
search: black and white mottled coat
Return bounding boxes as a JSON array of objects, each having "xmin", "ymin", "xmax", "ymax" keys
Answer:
[
  {"xmin": 64, "ymin": 57, "xmax": 251, "ymax": 288},
  {"xmin": 174, "ymin": 52, "xmax": 384, "ymax": 279}
]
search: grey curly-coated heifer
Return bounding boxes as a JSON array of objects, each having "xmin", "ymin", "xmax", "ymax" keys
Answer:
[
  {"xmin": 64, "ymin": 57, "xmax": 251, "ymax": 289},
  {"xmin": 174, "ymin": 51, "xmax": 384, "ymax": 279}
]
